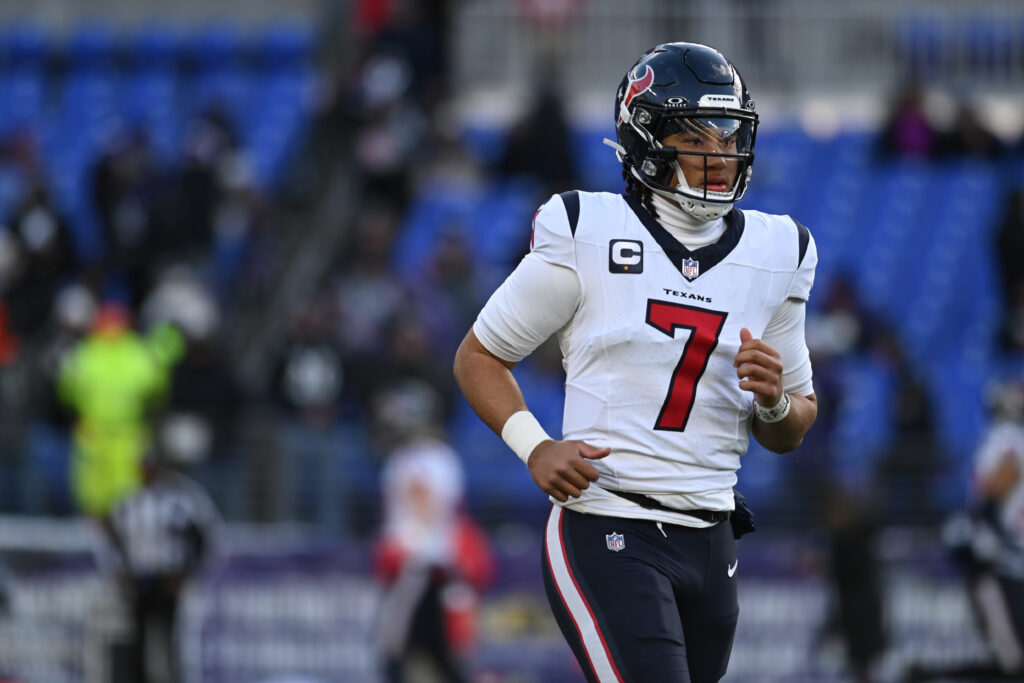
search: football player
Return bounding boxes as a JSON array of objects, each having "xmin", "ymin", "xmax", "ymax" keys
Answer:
[
  {"xmin": 372, "ymin": 380, "xmax": 495, "ymax": 683},
  {"xmin": 905, "ymin": 379, "xmax": 1024, "ymax": 681},
  {"xmin": 453, "ymin": 42, "xmax": 818, "ymax": 682}
]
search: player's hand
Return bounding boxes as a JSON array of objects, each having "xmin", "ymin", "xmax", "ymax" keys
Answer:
[
  {"xmin": 734, "ymin": 327, "xmax": 784, "ymax": 408},
  {"xmin": 527, "ymin": 440, "xmax": 611, "ymax": 503}
]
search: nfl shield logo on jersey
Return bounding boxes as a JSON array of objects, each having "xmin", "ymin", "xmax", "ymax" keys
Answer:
[
  {"xmin": 682, "ymin": 258, "xmax": 700, "ymax": 280},
  {"xmin": 606, "ymin": 532, "xmax": 625, "ymax": 552}
]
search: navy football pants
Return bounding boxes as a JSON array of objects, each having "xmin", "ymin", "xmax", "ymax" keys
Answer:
[{"xmin": 542, "ymin": 505, "xmax": 739, "ymax": 683}]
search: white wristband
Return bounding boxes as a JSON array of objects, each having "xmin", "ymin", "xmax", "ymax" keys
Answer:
[
  {"xmin": 754, "ymin": 392, "xmax": 791, "ymax": 423},
  {"xmin": 501, "ymin": 411, "xmax": 552, "ymax": 464}
]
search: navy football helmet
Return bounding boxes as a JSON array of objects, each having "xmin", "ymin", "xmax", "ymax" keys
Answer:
[{"xmin": 610, "ymin": 42, "xmax": 758, "ymax": 220}]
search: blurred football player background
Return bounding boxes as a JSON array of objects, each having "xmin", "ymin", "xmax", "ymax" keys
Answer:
[
  {"xmin": 902, "ymin": 379, "xmax": 1024, "ymax": 681},
  {"xmin": 371, "ymin": 379, "xmax": 494, "ymax": 683},
  {"xmin": 0, "ymin": 1, "xmax": 1022, "ymax": 682}
]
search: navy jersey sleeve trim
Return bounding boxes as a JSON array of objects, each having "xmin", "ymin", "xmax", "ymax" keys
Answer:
[
  {"xmin": 795, "ymin": 219, "xmax": 810, "ymax": 267},
  {"xmin": 560, "ymin": 191, "xmax": 580, "ymax": 237}
]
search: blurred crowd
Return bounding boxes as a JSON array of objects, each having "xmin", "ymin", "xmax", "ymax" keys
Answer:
[
  {"xmin": 0, "ymin": 101, "xmax": 265, "ymax": 516},
  {"xmin": 0, "ymin": 0, "xmax": 1022, "ymax": 547}
]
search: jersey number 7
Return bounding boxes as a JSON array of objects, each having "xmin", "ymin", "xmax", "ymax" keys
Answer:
[{"xmin": 645, "ymin": 300, "xmax": 728, "ymax": 431}]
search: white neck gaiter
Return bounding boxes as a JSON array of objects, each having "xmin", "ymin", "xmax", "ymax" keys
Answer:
[{"xmin": 650, "ymin": 192, "xmax": 726, "ymax": 250}]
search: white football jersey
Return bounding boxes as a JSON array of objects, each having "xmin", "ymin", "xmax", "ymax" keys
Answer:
[
  {"xmin": 479, "ymin": 191, "xmax": 816, "ymax": 521},
  {"xmin": 381, "ymin": 437, "xmax": 465, "ymax": 565},
  {"xmin": 974, "ymin": 421, "xmax": 1024, "ymax": 545}
]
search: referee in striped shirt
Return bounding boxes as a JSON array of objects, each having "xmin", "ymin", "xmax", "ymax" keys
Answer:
[{"xmin": 107, "ymin": 447, "xmax": 219, "ymax": 683}]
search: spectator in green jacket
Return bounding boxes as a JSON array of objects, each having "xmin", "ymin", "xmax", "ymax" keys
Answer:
[{"xmin": 57, "ymin": 302, "xmax": 182, "ymax": 516}]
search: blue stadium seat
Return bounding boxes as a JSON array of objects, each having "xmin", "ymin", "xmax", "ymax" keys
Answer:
[
  {"xmin": 792, "ymin": 130, "xmax": 873, "ymax": 283},
  {"xmin": 469, "ymin": 180, "xmax": 536, "ymax": 266},
  {"xmin": 0, "ymin": 71, "xmax": 45, "ymax": 131},
  {"xmin": 1, "ymin": 23, "xmax": 48, "ymax": 70},
  {"xmin": 242, "ymin": 73, "xmax": 314, "ymax": 136},
  {"xmin": 131, "ymin": 23, "xmax": 182, "ymax": 70},
  {"xmin": 189, "ymin": 23, "xmax": 245, "ymax": 69},
  {"xmin": 246, "ymin": 115, "xmax": 304, "ymax": 188},
  {"xmin": 0, "ymin": 162, "xmax": 26, "ymax": 219},
  {"xmin": 896, "ymin": 161, "xmax": 1004, "ymax": 357},
  {"xmin": 747, "ymin": 123, "xmax": 816, "ymax": 216},
  {"xmin": 831, "ymin": 355, "xmax": 897, "ymax": 486},
  {"xmin": 61, "ymin": 71, "xmax": 119, "ymax": 112},
  {"xmin": 188, "ymin": 70, "xmax": 251, "ymax": 126},
  {"xmin": 922, "ymin": 351, "xmax": 990, "ymax": 506},
  {"xmin": 737, "ymin": 440, "xmax": 783, "ymax": 508},
  {"xmin": 254, "ymin": 23, "xmax": 315, "ymax": 70},
  {"xmin": 66, "ymin": 23, "xmax": 118, "ymax": 72},
  {"xmin": 573, "ymin": 125, "xmax": 620, "ymax": 192},
  {"xmin": 392, "ymin": 180, "xmax": 480, "ymax": 274},
  {"xmin": 120, "ymin": 73, "xmax": 181, "ymax": 161},
  {"xmin": 854, "ymin": 161, "xmax": 930, "ymax": 324},
  {"xmin": 122, "ymin": 72, "xmax": 177, "ymax": 123}
]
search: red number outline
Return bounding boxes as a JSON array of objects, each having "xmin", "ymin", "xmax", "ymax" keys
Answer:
[{"xmin": 645, "ymin": 300, "xmax": 728, "ymax": 431}]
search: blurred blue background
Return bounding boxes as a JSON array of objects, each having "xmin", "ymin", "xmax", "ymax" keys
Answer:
[{"xmin": 0, "ymin": 0, "xmax": 1023, "ymax": 681}]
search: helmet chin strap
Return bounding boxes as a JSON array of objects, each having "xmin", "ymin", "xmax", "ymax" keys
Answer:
[
  {"xmin": 651, "ymin": 189, "xmax": 714, "ymax": 227},
  {"xmin": 664, "ymin": 158, "xmax": 734, "ymax": 221},
  {"xmin": 678, "ymin": 196, "xmax": 733, "ymax": 222},
  {"xmin": 626, "ymin": 163, "xmax": 734, "ymax": 222},
  {"xmin": 653, "ymin": 186, "xmax": 733, "ymax": 223}
]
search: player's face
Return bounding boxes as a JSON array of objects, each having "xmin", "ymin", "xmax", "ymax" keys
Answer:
[{"xmin": 661, "ymin": 118, "xmax": 741, "ymax": 195}]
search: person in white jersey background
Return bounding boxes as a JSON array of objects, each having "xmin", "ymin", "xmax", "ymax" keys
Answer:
[
  {"xmin": 371, "ymin": 379, "xmax": 495, "ymax": 683},
  {"xmin": 905, "ymin": 378, "xmax": 1024, "ymax": 682},
  {"xmin": 453, "ymin": 42, "xmax": 818, "ymax": 682}
]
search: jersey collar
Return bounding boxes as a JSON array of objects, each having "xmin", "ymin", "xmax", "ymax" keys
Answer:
[{"xmin": 623, "ymin": 194, "xmax": 745, "ymax": 281}]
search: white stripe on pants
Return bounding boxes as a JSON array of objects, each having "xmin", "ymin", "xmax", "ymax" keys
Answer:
[{"xmin": 544, "ymin": 505, "xmax": 623, "ymax": 682}]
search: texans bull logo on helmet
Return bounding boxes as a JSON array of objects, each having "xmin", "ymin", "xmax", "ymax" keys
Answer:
[{"xmin": 618, "ymin": 64, "xmax": 654, "ymax": 124}]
